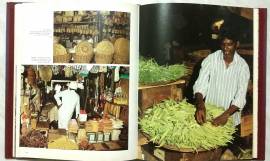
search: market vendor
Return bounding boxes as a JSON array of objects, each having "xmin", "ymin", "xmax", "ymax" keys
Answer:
[
  {"xmin": 193, "ymin": 27, "xmax": 250, "ymax": 157},
  {"xmin": 54, "ymin": 82, "xmax": 80, "ymax": 131},
  {"xmin": 193, "ymin": 27, "xmax": 250, "ymax": 127}
]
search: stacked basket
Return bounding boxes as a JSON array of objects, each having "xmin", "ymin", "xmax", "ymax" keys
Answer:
[
  {"xmin": 95, "ymin": 40, "xmax": 115, "ymax": 64},
  {"xmin": 53, "ymin": 44, "xmax": 71, "ymax": 63},
  {"xmin": 113, "ymin": 38, "xmax": 129, "ymax": 64},
  {"xmin": 74, "ymin": 41, "xmax": 93, "ymax": 63}
]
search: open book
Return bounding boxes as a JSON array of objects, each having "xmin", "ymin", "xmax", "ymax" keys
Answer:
[{"xmin": 5, "ymin": 1, "xmax": 266, "ymax": 161}]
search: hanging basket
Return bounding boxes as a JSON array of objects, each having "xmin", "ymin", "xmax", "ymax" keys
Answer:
[
  {"xmin": 38, "ymin": 66, "xmax": 53, "ymax": 82},
  {"xmin": 74, "ymin": 41, "xmax": 93, "ymax": 63},
  {"xmin": 114, "ymin": 38, "xmax": 129, "ymax": 64},
  {"xmin": 95, "ymin": 40, "xmax": 114, "ymax": 64},
  {"xmin": 53, "ymin": 44, "xmax": 71, "ymax": 63}
]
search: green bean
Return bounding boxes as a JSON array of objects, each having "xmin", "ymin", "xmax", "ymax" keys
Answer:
[
  {"xmin": 139, "ymin": 57, "xmax": 189, "ymax": 85},
  {"xmin": 139, "ymin": 99, "xmax": 236, "ymax": 151}
]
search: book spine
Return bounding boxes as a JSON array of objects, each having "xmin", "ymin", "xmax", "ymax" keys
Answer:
[
  {"xmin": 5, "ymin": 2, "xmax": 15, "ymax": 159},
  {"xmin": 257, "ymin": 8, "xmax": 267, "ymax": 160}
]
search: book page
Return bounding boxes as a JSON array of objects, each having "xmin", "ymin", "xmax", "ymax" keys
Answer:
[
  {"xmin": 138, "ymin": 3, "xmax": 259, "ymax": 160},
  {"xmin": 13, "ymin": 1, "xmax": 139, "ymax": 161}
]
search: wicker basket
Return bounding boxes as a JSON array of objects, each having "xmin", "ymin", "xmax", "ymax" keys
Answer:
[
  {"xmin": 38, "ymin": 66, "xmax": 53, "ymax": 82},
  {"xmin": 74, "ymin": 41, "xmax": 93, "ymax": 63},
  {"xmin": 53, "ymin": 44, "xmax": 70, "ymax": 63},
  {"xmin": 114, "ymin": 38, "xmax": 129, "ymax": 64},
  {"xmin": 95, "ymin": 40, "xmax": 114, "ymax": 64}
]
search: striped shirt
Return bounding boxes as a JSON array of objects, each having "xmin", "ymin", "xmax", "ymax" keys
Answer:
[{"xmin": 193, "ymin": 50, "xmax": 250, "ymax": 126}]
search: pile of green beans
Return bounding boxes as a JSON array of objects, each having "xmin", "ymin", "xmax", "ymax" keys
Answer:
[
  {"xmin": 139, "ymin": 99, "xmax": 236, "ymax": 151},
  {"xmin": 139, "ymin": 57, "xmax": 188, "ymax": 85}
]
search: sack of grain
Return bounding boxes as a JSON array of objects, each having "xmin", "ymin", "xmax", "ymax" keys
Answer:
[
  {"xmin": 95, "ymin": 40, "xmax": 114, "ymax": 64},
  {"xmin": 114, "ymin": 38, "xmax": 129, "ymax": 64},
  {"xmin": 74, "ymin": 41, "xmax": 93, "ymax": 63}
]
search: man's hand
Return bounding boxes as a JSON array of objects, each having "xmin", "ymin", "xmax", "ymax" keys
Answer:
[
  {"xmin": 195, "ymin": 102, "xmax": 206, "ymax": 125},
  {"xmin": 194, "ymin": 93, "xmax": 206, "ymax": 125},
  {"xmin": 211, "ymin": 112, "xmax": 230, "ymax": 126},
  {"xmin": 212, "ymin": 105, "xmax": 239, "ymax": 126}
]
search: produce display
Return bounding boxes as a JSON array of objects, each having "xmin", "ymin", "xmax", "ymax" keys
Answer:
[
  {"xmin": 139, "ymin": 57, "xmax": 188, "ymax": 85},
  {"xmin": 139, "ymin": 99, "xmax": 236, "ymax": 151}
]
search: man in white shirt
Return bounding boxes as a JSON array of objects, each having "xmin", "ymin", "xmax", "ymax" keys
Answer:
[
  {"xmin": 193, "ymin": 30, "xmax": 250, "ymax": 127},
  {"xmin": 54, "ymin": 82, "xmax": 80, "ymax": 131},
  {"xmin": 193, "ymin": 29, "xmax": 250, "ymax": 157}
]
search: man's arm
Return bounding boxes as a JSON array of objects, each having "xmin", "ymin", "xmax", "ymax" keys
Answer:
[
  {"xmin": 194, "ymin": 93, "xmax": 206, "ymax": 125},
  {"xmin": 193, "ymin": 54, "xmax": 213, "ymax": 99},
  {"xmin": 231, "ymin": 64, "xmax": 250, "ymax": 110},
  {"xmin": 193, "ymin": 54, "xmax": 213, "ymax": 125},
  {"xmin": 54, "ymin": 91, "xmax": 64, "ymax": 107}
]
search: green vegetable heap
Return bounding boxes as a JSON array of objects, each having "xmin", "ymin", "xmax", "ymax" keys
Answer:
[
  {"xmin": 139, "ymin": 99, "xmax": 236, "ymax": 151},
  {"xmin": 139, "ymin": 57, "xmax": 188, "ymax": 85}
]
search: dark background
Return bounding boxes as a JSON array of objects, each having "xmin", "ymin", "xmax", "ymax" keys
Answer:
[{"xmin": 139, "ymin": 3, "xmax": 253, "ymax": 65}]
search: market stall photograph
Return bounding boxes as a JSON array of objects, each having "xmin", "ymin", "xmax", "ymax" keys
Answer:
[
  {"xmin": 19, "ymin": 65, "xmax": 129, "ymax": 151},
  {"xmin": 138, "ymin": 3, "xmax": 254, "ymax": 161},
  {"xmin": 53, "ymin": 10, "xmax": 130, "ymax": 64}
]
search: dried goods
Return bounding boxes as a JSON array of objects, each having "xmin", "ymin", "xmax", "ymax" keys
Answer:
[{"xmin": 20, "ymin": 130, "xmax": 48, "ymax": 148}]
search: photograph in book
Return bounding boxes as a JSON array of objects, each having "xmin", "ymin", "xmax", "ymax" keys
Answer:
[
  {"xmin": 53, "ymin": 10, "xmax": 130, "ymax": 64},
  {"xmin": 138, "ymin": 3, "xmax": 257, "ymax": 160},
  {"xmin": 18, "ymin": 65, "xmax": 129, "ymax": 151}
]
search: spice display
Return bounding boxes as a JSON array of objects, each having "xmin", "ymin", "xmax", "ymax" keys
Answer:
[
  {"xmin": 139, "ymin": 57, "xmax": 188, "ymax": 85},
  {"xmin": 139, "ymin": 99, "xmax": 236, "ymax": 151},
  {"xmin": 48, "ymin": 134, "xmax": 78, "ymax": 150}
]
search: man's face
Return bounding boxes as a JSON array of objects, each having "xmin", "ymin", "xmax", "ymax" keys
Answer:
[{"xmin": 220, "ymin": 38, "xmax": 238, "ymax": 60}]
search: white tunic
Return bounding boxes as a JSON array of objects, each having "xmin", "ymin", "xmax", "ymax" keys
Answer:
[
  {"xmin": 193, "ymin": 50, "xmax": 250, "ymax": 126},
  {"xmin": 54, "ymin": 89, "xmax": 80, "ymax": 130}
]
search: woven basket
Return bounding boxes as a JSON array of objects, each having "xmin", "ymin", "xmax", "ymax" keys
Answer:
[
  {"xmin": 38, "ymin": 66, "xmax": 53, "ymax": 82},
  {"xmin": 114, "ymin": 38, "xmax": 129, "ymax": 64},
  {"xmin": 74, "ymin": 41, "xmax": 93, "ymax": 63},
  {"xmin": 53, "ymin": 44, "xmax": 70, "ymax": 63},
  {"xmin": 95, "ymin": 40, "xmax": 114, "ymax": 64},
  {"xmin": 142, "ymin": 132, "xmax": 207, "ymax": 152}
]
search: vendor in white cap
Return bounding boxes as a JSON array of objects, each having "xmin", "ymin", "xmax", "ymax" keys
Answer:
[{"xmin": 54, "ymin": 81, "xmax": 80, "ymax": 131}]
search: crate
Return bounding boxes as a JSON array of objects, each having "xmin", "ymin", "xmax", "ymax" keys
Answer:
[
  {"xmin": 241, "ymin": 114, "xmax": 253, "ymax": 137},
  {"xmin": 138, "ymin": 79, "xmax": 185, "ymax": 116},
  {"xmin": 141, "ymin": 143, "xmax": 222, "ymax": 161}
]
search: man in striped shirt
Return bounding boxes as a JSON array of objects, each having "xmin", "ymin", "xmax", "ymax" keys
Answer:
[{"xmin": 193, "ymin": 31, "xmax": 250, "ymax": 127}]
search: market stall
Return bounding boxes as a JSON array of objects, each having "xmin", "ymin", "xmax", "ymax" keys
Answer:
[
  {"xmin": 19, "ymin": 65, "xmax": 129, "ymax": 150},
  {"xmin": 53, "ymin": 11, "xmax": 130, "ymax": 64}
]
